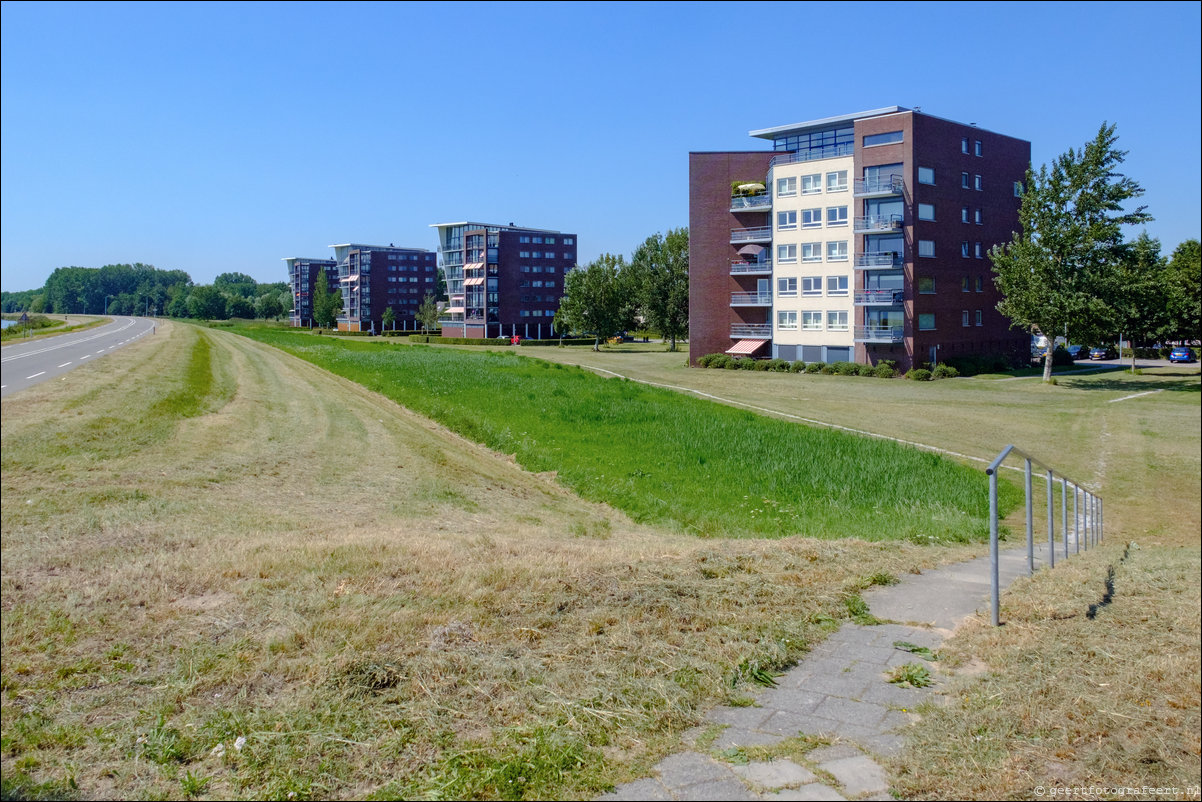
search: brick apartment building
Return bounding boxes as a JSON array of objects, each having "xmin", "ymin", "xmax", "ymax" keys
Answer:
[
  {"xmin": 430, "ymin": 222, "xmax": 577, "ymax": 339},
  {"xmin": 329, "ymin": 243, "xmax": 439, "ymax": 332},
  {"xmin": 689, "ymin": 106, "xmax": 1030, "ymax": 370},
  {"xmin": 285, "ymin": 256, "xmax": 338, "ymax": 327}
]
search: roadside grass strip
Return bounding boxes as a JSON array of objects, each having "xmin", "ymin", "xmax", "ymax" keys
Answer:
[{"xmin": 235, "ymin": 330, "xmax": 1019, "ymax": 543}]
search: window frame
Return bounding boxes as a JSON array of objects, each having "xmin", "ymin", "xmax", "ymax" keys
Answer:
[
  {"xmin": 826, "ymin": 310, "xmax": 849, "ymax": 332},
  {"xmin": 801, "ymin": 276, "xmax": 823, "ymax": 296},
  {"xmin": 800, "ymin": 173, "xmax": 822, "ymax": 194},
  {"xmin": 918, "ymin": 166, "xmax": 935, "ymax": 185},
  {"xmin": 777, "ymin": 243, "xmax": 798, "ymax": 263},
  {"xmin": 801, "ymin": 311, "xmax": 823, "ymax": 330},
  {"xmin": 826, "ymin": 240, "xmax": 849, "ymax": 262},
  {"xmin": 826, "ymin": 205, "xmax": 848, "ymax": 226},
  {"xmin": 825, "ymin": 170, "xmax": 849, "ymax": 192},
  {"xmin": 826, "ymin": 275, "xmax": 849, "ymax": 296},
  {"xmin": 777, "ymin": 176, "xmax": 797, "ymax": 197},
  {"xmin": 917, "ymin": 276, "xmax": 936, "ymax": 294},
  {"xmin": 918, "ymin": 203, "xmax": 936, "ymax": 222},
  {"xmin": 777, "ymin": 210, "xmax": 798, "ymax": 230},
  {"xmin": 918, "ymin": 240, "xmax": 936, "ymax": 258},
  {"xmin": 918, "ymin": 313, "xmax": 936, "ymax": 331},
  {"xmin": 778, "ymin": 310, "xmax": 798, "ymax": 330},
  {"xmin": 777, "ymin": 277, "xmax": 798, "ymax": 297}
]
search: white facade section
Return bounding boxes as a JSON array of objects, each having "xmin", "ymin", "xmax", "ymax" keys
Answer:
[{"xmin": 769, "ymin": 154, "xmax": 855, "ymax": 351}]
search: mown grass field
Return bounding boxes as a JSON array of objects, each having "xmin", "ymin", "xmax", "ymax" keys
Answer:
[{"xmin": 1, "ymin": 323, "xmax": 1198, "ymax": 800}]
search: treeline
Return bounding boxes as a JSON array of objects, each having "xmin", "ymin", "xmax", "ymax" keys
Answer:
[{"xmin": 1, "ymin": 266, "xmax": 293, "ymax": 321}]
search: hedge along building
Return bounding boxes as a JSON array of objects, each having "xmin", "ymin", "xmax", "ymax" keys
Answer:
[{"xmin": 689, "ymin": 106, "xmax": 1031, "ymax": 371}]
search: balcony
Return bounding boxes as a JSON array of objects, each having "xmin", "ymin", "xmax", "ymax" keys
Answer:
[
  {"xmin": 730, "ymin": 193, "xmax": 772, "ymax": 212},
  {"xmin": 854, "ymin": 290, "xmax": 905, "ymax": 306},
  {"xmin": 853, "ymin": 214, "xmax": 904, "ymax": 233},
  {"xmin": 769, "ymin": 143, "xmax": 855, "ymax": 167},
  {"xmin": 731, "ymin": 292, "xmax": 773, "ymax": 306},
  {"xmin": 730, "ymin": 226, "xmax": 773, "ymax": 244},
  {"xmin": 730, "ymin": 260, "xmax": 773, "ymax": 275},
  {"xmin": 854, "ymin": 251, "xmax": 904, "ymax": 269},
  {"xmin": 855, "ymin": 325, "xmax": 906, "ymax": 343},
  {"xmin": 854, "ymin": 175, "xmax": 906, "ymax": 198},
  {"xmin": 731, "ymin": 323, "xmax": 773, "ymax": 338}
]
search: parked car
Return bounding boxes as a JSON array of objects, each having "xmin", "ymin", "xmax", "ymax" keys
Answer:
[
  {"xmin": 1169, "ymin": 347, "xmax": 1196, "ymax": 363},
  {"xmin": 1089, "ymin": 346, "xmax": 1116, "ymax": 360},
  {"xmin": 1066, "ymin": 344, "xmax": 1087, "ymax": 359}
]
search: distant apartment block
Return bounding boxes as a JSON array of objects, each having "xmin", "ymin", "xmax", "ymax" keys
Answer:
[
  {"xmin": 430, "ymin": 222, "xmax": 577, "ymax": 339},
  {"xmin": 689, "ymin": 106, "xmax": 1030, "ymax": 370},
  {"xmin": 329, "ymin": 243, "xmax": 438, "ymax": 332},
  {"xmin": 285, "ymin": 256, "xmax": 338, "ymax": 327}
]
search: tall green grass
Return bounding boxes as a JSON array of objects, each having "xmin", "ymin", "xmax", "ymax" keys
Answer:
[{"xmin": 236, "ymin": 328, "xmax": 1017, "ymax": 542}]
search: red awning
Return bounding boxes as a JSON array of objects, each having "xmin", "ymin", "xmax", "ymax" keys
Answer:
[
  {"xmin": 464, "ymin": 276, "xmax": 485, "ymax": 286},
  {"xmin": 464, "ymin": 262, "xmax": 485, "ymax": 271},
  {"xmin": 726, "ymin": 339, "xmax": 769, "ymax": 356}
]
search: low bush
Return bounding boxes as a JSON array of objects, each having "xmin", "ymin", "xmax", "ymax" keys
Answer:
[
  {"xmin": 906, "ymin": 368, "xmax": 933, "ymax": 381},
  {"xmin": 856, "ymin": 363, "xmax": 876, "ymax": 377},
  {"xmin": 834, "ymin": 361, "xmax": 859, "ymax": 376},
  {"xmin": 789, "ymin": 360, "xmax": 806, "ymax": 373},
  {"xmin": 805, "ymin": 362, "xmax": 825, "ymax": 374},
  {"xmin": 819, "ymin": 363, "xmax": 837, "ymax": 375},
  {"xmin": 752, "ymin": 359, "xmax": 771, "ymax": 371},
  {"xmin": 766, "ymin": 358, "xmax": 790, "ymax": 372},
  {"xmin": 932, "ymin": 363, "xmax": 960, "ymax": 379},
  {"xmin": 874, "ymin": 363, "xmax": 897, "ymax": 378}
]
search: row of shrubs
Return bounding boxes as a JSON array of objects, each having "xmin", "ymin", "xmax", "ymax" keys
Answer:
[
  {"xmin": 1121, "ymin": 345, "xmax": 1199, "ymax": 360},
  {"xmin": 696, "ymin": 353, "xmax": 971, "ymax": 381},
  {"xmin": 404, "ymin": 334, "xmax": 597, "ymax": 347},
  {"xmin": 947, "ymin": 352, "xmax": 1027, "ymax": 375}
]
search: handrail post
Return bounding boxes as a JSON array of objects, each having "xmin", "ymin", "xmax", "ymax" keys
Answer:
[
  {"xmin": 1061, "ymin": 478, "xmax": 1068, "ymax": 560},
  {"xmin": 990, "ymin": 468, "xmax": 1000, "ymax": 627},
  {"xmin": 1074, "ymin": 485, "xmax": 1080, "ymax": 553},
  {"xmin": 1099, "ymin": 497, "xmax": 1104, "ymax": 543},
  {"xmin": 1046, "ymin": 469, "xmax": 1055, "ymax": 568},
  {"xmin": 1025, "ymin": 459, "xmax": 1034, "ymax": 574}
]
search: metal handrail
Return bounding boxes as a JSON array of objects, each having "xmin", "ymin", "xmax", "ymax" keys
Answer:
[
  {"xmin": 769, "ymin": 143, "xmax": 855, "ymax": 167},
  {"xmin": 730, "ymin": 226, "xmax": 773, "ymax": 241},
  {"xmin": 730, "ymin": 260, "xmax": 773, "ymax": 273},
  {"xmin": 730, "ymin": 194, "xmax": 772, "ymax": 209},
  {"xmin": 854, "ymin": 175, "xmax": 906, "ymax": 195},
  {"xmin": 985, "ymin": 445, "xmax": 1103, "ymax": 626},
  {"xmin": 731, "ymin": 292, "xmax": 772, "ymax": 305},
  {"xmin": 853, "ymin": 214, "xmax": 904, "ymax": 231}
]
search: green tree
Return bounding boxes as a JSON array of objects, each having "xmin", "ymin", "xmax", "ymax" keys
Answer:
[
  {"xmin": 629, "ymin": 228, "xmax": 689, "ymax": 351},
  {"xmin": 186, "ymin": 285, "xmax": 228, "ymax": 320},
  {"xmin": 416, "ymin": 293, "xmax": 440, "ymax": 334},
  {"xmin": 1111, "ymin": 233, "xmax": 1169, "ymax": 372},
  {"xmin": 381, "ymin": 306, "xmax": 396, "ymax": 331},
  {"xmin": 557, "ymin": 254, "xmax": 638, "ymax": 351},
  {"xmin": 256, "ymin": 292, "xmax": 283, "ymax": 321},
  {"xmin": 990, "ymin": 123, "xmax": 1151, "ymax": 382},
  {"xmin": 1164, "ymin": 239, "xmax": 1201, "ymax": 342},
  {"xmin": 312, "ymin": 269, "xmax": 341, "ymax": 328}
]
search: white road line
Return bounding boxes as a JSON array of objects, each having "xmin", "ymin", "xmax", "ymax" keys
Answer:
[
  {"xmin": 26, "ymin": 372, "xmax": 45, "ymax": 379},
  {"xmin": 58, "ymin": 362, "xmax": 72, "ymax": 367},
  {"xmin": 80, "ymin": 354, "xmax": 90, "ymax": 359},
  {"xmin": 1107, "ymin": 389, "xmax": 1164, "ymax": 403}
]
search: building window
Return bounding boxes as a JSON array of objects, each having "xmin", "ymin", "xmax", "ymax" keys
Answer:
[
  {"xmin": 532, "ymin": 236, "xmax": 544, "ymax": 244},
  {"xmin": 778, "ymin": 310, "xmax": 798, "ymax": 329},
  {"xmin": 826, "ymin": 241, "xmax": 848, "ymax": 261},
  {"xmin": 545, "ymin": 237, "xmax": 556, "ymax": 245},
  {"xmin": 961, "ymin": 241, "xmax": 970, "ymax": 258},
  {"xmin": 777, "ymin": 210, "xmax": 798, "ymax": 230},
  {"xmin": 962, "ymin": 276, "xmax": 971, "ymax": 292},
  {"xmin": 777, "ymin": 176, "xmax": 797, "ymax": 197},
  {"xmin": 564, "ymin": 237, "xmax": 574, "ymax": 245},
  {"xmin": 974, "ymin": 208, "xmax": 982, "ymax": 224},
  {"xmin": 962, "ymin": 310, "xmax": 971, "ymax": 327},
  {"xmin": 801, "ymin": 243, "xmax": 821, "ymax": 262},
  {"xmin": 519, "ymin": 236, "xmax": 531, "ymax": 243},
  {"xmin": 918, "ymin": 240, "xmax": 935, "ymax": 258},
  {"xmin": 802, "ymin": 208, "xmax": 822, "ymax": 228},
  {"xmin": 918, "ymin": 276, "xmax": 936, "ymax": 294},
  {"xmin": 826, "ymin": 206, "xmax": 848, "ymax": 226},
  {"xmin": 974, "ymin": 140, "xmax": 983, "ymax": 157},
  {"xmin": 864, "ymin": 131, "xmax": 903, "ymax": 147},
  {"xmin": 802, "ymin": 276, "xmax": 823, "ymax": 296},
  {"xmin": 827, "ymin": 310, "xmax": 849, "ymax": 331},
  {"xmin": 918, "ymin": 166, "xmax": 935, "ymax": 185},
  {"xmin": 918, "ymin": 203, "xmax": 936, "ymax": 221},
  {"xmin": 826, "ymin": 170, "xmax": 848, "ymax": 192},
  {"xmin": 961, "ymin": 137, "xmax": 969, "ymax": 154},
  {"xmin": 976, "ymin": 276, "xmax": 984, "ymax": 292},
  {"xmin": 974, "ymin": 174, "xmax": 983, "ymax": 191},
  {"xmin": 777, "ymin": 244, "xmax": 797, "ymax": 263},
  {"xmin": 826, "ymin": 275, "xmax": 849, "ymax": 295},
  {"xmin": 961, "ymin": 172, "xmax": 970, "ymax": 189},
  {"xmin": 801, "ymin": 173, "xmax": 822, "ymax": 194},
  {"xmin": 975, "ymin": 242, "xmax": 983, "ymax": 259},
  {"xmin": 520, "ymin": 251, "xmax": 530, "ymax": 258},
  {"xmin": 801, "ymin": 311, "xmax": 823, "ymax": 330},
  {"xmin": 976, "ymin": 310, "xmax": 983, "ymax": 326},
  {"xmin": 778, "ymin": 277, "xmax": 798, "ymax": 297},
  {"xmin": 919, "ymin": 313, "xmax": 936, "ymax": 330},
  {"xmin": 961, "ymin": 206, "xmax": 970, "ymax": 223}
]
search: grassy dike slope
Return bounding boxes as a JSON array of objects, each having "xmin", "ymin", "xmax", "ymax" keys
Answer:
[{"xmin": 2, "ymin": 322, "xmax": 971, "ymax": 800}]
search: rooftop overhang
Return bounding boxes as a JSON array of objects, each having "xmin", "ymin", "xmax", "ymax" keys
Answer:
[{"xmin": 749, "ymin": 106, "xmax": 908, "ymax": 140}]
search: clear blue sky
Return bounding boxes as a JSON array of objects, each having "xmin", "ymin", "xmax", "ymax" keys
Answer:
[{"xmin": 2, "ymin": 1, "xmax": 1199, "ymax": 292}]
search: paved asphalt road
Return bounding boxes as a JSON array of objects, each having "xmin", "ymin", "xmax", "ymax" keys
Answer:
[{"xmin": 0, "ymin": 316, "xmax": 158, "ymax": 399}]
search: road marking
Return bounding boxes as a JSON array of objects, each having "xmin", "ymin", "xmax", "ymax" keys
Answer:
[
  {"xmin": 80, "ymin": 354, "xmax": 90, "ymax": 359},
  {"xmin": 1107, "ymin": 389, "xmax": 1164, "ymax": 403},
  {"xmin": 26, "ymin": 372, "xmax": 45, "ymax": 379},
  {"xmin": 58, "ymin": 362, "xmax": 72, "ymax": 367}
]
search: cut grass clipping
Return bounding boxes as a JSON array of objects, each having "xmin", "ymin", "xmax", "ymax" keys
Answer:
[{"xmin": 235, "ymin": 329, "xmax": 1018, "ymax": 542}]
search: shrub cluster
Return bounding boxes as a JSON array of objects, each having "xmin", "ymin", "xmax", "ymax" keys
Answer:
[
  {"xmin": 904, "ymin": 363, "xmax": 960, "ymax": 381},
  {"xmin": 1120, "ymin": 346, "xmax": 1197, "ymax": 360},
  {"xmin": 696, "ymin": 355, "xmax": 899, "ymax": 379},
  {"xmin": 943, "ymin": 353, "xmax": 1016, "ymax": 376},
  {"xmin": 404, "ymin": 335, "xmax": 595, "ymax": 346}
]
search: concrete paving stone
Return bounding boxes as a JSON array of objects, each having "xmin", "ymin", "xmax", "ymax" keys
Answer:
[
  {"xmin": 818, "ymin": 755, "xmax": 889, "ymax": 797},
  {"xmin": 858, "ymin": 732, "xmax": 907, "ymax": 757},
  {"xmin": 758, "ymin": 709, "xmax": 827, "ymax": 737},
  {"xmin": 707, "ymin": 705, "xmax": 773, "ymax": 730},
  {"xmin": 826, "ymin": 625, "xmax": 888, "ymax": 647},
  {"xmin": 711, "ymin": 727, "xmax": 788, "ymax": 750},
  {"xmin": 806, "ymin": 744, "xmax": 865, "ymax": 763},
  {"xmin": 761, "ymin": 784, "xmax": 847, "ymax": 801},
  {"xmin": 802, "ymin": 716, "xmax": 883, "ymax": 742},
  {"xmin": 857, "ymin": 679, "xmax": 925, "ymax": 707},
  {"xmin": 872, "ymin": 623, "xmax": 945, "ymax": 650},
  {"xmin": 680, "ymin": 726, "xmax": 707, "ymax": 747},
  {"xmin": 792, "ymin": 672, "xmax": 874, "ymax": 699},
  {"xmin": 654, "ymin": 751, "xmax": 731, "ymax": 787},
  {"xmin": 596, "ymin": 777, "xmax": 673, "ymax": 801},
  {"xmin": 730, "ymin": 759, "xmax": 817, "ymax": 789},
  {"xmin": 757, "ymin": 687, "xmax": 827, "ymax": 715},
  {"xmin": 812, "ymin": 695, "xmax": 889, "ymax": 727},
  {"xmin": 885, "ymin": 649, "xmax": 937, "ymax": 669},
  {"xmin": 671, "ymin": 778, "xmax": 761, "ymax": 801},
  {"xmin": 878, "ymin": 708, "xmax": 918, "ymax": 732},
  {"xmin": 837, "ymin": 643, "xmax": 898, "ymax": 666}
]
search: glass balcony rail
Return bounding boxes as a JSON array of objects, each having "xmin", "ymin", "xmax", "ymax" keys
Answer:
[
  {"xmin": 854, "ymin": 289, "xmax": 905, "ymax": 305},
  {"xmin": 854, "ymin": 175, "xmax": 906, "ymax": 196},
  {"xmin": 854, "ymin": 325, "xmax": 905, "ymax": 343},
  {"xmin": 853, "ymin": 214, "xmax": 904, "ymax": 233},
  {"xmin": 729, "ymin": 193, "xmax": 772, "ymax": 211},
  {"xmin": 730, "ymin": 226, "xmax": 773, "ymax": 243},
  {"xmin": 769, "ymin": 143, "xmax": 855, "ymax": 167},
  {"xmin": 731, "ymin": 323, "xmax": 773, "ymax": 338},
  {"xmin": 731, "ymin": 292, "xmax": 773, "ymax": 306},
  {"xmin": 854, "ymin": 252, "xmax": 904, "ymax": 268},
  {"xmin": 730, "ymin": 260, "xmax": 773, "ymax": 274}
]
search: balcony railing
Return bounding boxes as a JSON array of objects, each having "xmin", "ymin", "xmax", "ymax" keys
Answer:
[
  {"xmin": 769, "ymin": 143, "xmax": 855, "ymax": 167},
  {"xmin": 730, "ymin": 260, "xmax": 773, "ymax": 274},
  {"xmin": 854, "ymin": 289, "xmax": 905, "ymax": 305},
  {"xmin": 730, "ymin": 193, "xmax": 772, "ymax": 211},
  {"xmin": 854, "ymin": 175, "xmax": 906, "ymax": 197},
  {"xmin": 731, "ymin": 292, "xmax": 773, "ymax": 306},
  {"xmin": 853, "ymin": 214, "xmax": 904, "ymax": 233},
  {"xmin": 730, "ymin": 226, "xmax": 773, "ymax": 243},
  {"xmin": 731, "ymin": 324, "xmax": 773, "ymax": 338},
  {"xmin": 854, "ymin": 252, "xmax": 904, "ymax": 268},
  {"xmin": 855, "ymin": 325, "xmax": 906, "ymax": 343}
]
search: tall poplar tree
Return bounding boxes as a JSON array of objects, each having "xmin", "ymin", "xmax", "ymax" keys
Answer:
[{"xmin": 629, "ymin": 228, "xmax": 690, "ymax": 351}]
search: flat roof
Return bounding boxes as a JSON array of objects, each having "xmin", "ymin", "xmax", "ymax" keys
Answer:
[
  {"xmin": 282, "ymin": 256, "xmax": 337, "ymax": 262},
  {"xmin": 327, "ymin": 243, "xmax": 432, "ymax": 251},
  {"xmin": 749, "ymin": 106, "xmax": 907, "ymax": 140},
  {"xmin": 428, "ymin": 221, "xmax": 562, "ymax": 234}
]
